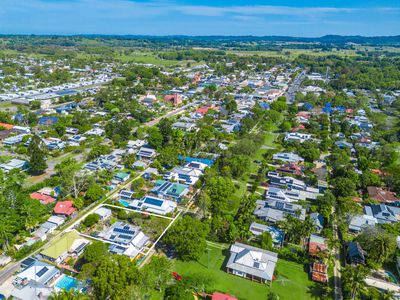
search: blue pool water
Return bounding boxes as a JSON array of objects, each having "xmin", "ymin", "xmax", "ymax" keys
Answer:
[
  {"xmin": 119, "ymin": 200, "xmax": 131, "ymax": 207},
  {"xmin": 385, "ymin": 271, "xmax": 398, "ymax": 284},
  {"xmin": 55, "ymin": 275, "xmax": 78, "ymax": 291}
]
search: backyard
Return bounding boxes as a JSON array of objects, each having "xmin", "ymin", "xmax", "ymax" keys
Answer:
[{"xmin": 173, "ymin": 243, "xmax": 322, "ymax": 300}]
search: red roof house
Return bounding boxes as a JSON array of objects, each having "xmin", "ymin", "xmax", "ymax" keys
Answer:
[
  {"xmin": 0, "ymin": 123, "xmax": 14, "ymax": 130},
  {"xmin": 211, "ymin": 292, "xmax": 238, "ymax": 300},
  {"xmin": 54, "ymin": 201, "xmax": 76, "ymax": 216},
  {"xmin": 367, "ymin": 186, "xmax": 399, "ymax": 203},
  {"xmin": 308, "ymin": 234, "xmax": 328, "ymax": 256},
  {"xmin": 310, "ymin": 262, "xmax": 328, "ymax": 283},
  {"xmin": 30, "ymin": 192, "xmax": 56, "ymax": 205}
]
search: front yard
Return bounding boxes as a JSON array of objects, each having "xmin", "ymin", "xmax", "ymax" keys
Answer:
[{"xmin": 173, "ymin": 243, "xmax": 322, "ymax": 300}]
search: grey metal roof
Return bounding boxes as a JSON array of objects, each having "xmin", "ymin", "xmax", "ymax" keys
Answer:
[{"xmin": 226, "ymin": 242, "xmax": 278, "ymax": 281}]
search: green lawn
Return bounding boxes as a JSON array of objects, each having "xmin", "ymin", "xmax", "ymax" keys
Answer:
[{"xmin": 173, "ymin": 244, "xmax": 321, "ymax": 300}]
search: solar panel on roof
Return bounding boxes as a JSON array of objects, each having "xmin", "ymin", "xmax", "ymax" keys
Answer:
[
  {"xmin": 144, "ymin": 197, "xmax": 163, "ymax": 207},
  {"xmin": 119, "ymin": 234, "xmax": 133, "ymax": 240},
  {"xmin": 114, "ymin": 228, "xmax": 135, "ymax": 235},
  {"xmin": 75, "ymin": 243, "xmax": 86, "ymax": 253},
  {"xmin": 36, "ymin": 267, "xmax": 48, "ymax": 278}
]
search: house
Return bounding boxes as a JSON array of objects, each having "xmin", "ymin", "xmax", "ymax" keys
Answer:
[
  {"xmin": 364, "ymin": 204, "xmax": 400, "ymax": 224},
  {"xmin": 367, "ymin": 186, "xmax": 399, "ymax": 204},
  {"xmin": 38, "ymin": 216, "xmax": 65, "ymax": 235},
  {"xmin": 164, "ymin": 93, "xmax": 182, "ymax": 106},
  {"xmin": 14, "ymin": 260, "xmax": 60, "ymax": 287},
  {"xmin": 272, "ymin": 152, "xmax": 304, "ymax": 164},
  {"xmin": 335, "ymin": 140, "xmax": 353, "ymax": 149},
  {"xmin": 310, "ymin": 262, "xmax": 328, "ymax": 283},
  {"xmin": 130, "ymin": 196, "xmax": 177, "ymax": 215},
  {"xmin": 127, "ymin": 139, "xmax": 146, "ymax": 150},
  {"xmin": 113, "ymin": 172, "xmax": 130, "ymax": 183},
  {"xmin": 137, "ymin": 147, "xmax": 157, "ymax": 161},
  {"xmin": 310, "ymin": 212, "xmax": 324, "ymax": 232},
  {"xmin": 40, "ymin": 230, "xmax": 90, "ymax": 264},
  {"xmin": 226, "ymin": 242, "xmax": 278, "ymax": 284},
  {"xmin": 84, "ymin": 154, "xmax": 119, "ymax": 172},
  {"xmin": 268, "ymin": 172, "xmax": 306, "ymax": 191},
  {"xmin": 3, "ymin": 134, "xmax": 27, "ymax": 146},
  {"xmin": 265, "ymin": 187, "xmax": 297, "ymax": 203},
  {"xmin": 348, "ymin": 215, "xmax": 377, "ymax": 233},
  {"xmin": 95, "ymin": 207, "xmax": 112, "ymax": 220},
  {"xmin": 285, "ymin": 132, "xmax": 312, "ymax": 143},
  {"xmin": 254, "ymin": 199, "xmax": 306, "ymax": 223},
  {"xmin": 249, "ymin": 222, "xmax": 284, "ymax": 247},
  {"xmin": 140, "ymin": 94, "xmax": 157, "ymax": 106},
  {"xmin": 142, "ymin": 167, "xmax": 159, "ymax": 180},
  {"xmin": 11, "ymin": 283, "xmax": 54, "ymax": 300},
  {"xmin": 151, "ymin": 180, "xmax": 189, "ymax": 201},
  {"xmin": 85, "ymin": 128, "xmax": 105, "ymax": 136},
  {"xmin": 53, "ymin": 201, "xmax": 77, "ymax": 216},
  {"xmin": 308, "ymin": 234, "xmax": 327, "ymax": 256},
  {"xmin": 38, "ymin": 116, "xmax": 59, "ymax": 126},
  {"xmin": 172, "ymin": 121, "xmax": 196, "ymax": 132},
  {"xmin": 346, "ymin": 242, "xmax": 365, "ymax": 265},
  {"xmin": 119, "ymin": 189, "xmax": 134, "ymax": 200},
  {"xmin": 99, "ymin": 221, "xmax": 149, "ymax": 258},
  {"xmin": 30, "ymin": 192, "xmax": 56, "ymax": 205},
  {"xmin": 0, "ymin": 158, "xmax": 29, "ymax": 172},
  {"xmin": 164, "ymin": 161, "xmax": 207, "ymax": 185},
  {"xmin": 276, "ymin": 163, "xmax": 304, "ymax": 176},
  {"xmin": 268, "ymin": 172, "xmax": 321, "ymax": 200}
]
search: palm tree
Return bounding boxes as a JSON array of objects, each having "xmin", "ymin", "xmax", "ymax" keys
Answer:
[
  {"xmin": 342, "ymin": 265, "xmax": 370, "ymax": 300},
  {"xmin": 48, "ymin": 289, "xmax": 90, "ymax": 300}
]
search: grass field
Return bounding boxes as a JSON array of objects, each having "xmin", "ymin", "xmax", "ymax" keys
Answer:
[
  {"xmin": 173, "ymin": 244, "xmax": 321, "ymax": 300},
  {"xmin": 228, "ymin": 48, "xmax": 359, "ymax": 58}
]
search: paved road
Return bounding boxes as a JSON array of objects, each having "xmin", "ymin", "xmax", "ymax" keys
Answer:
[
  {"xmin": 0, "ymin": 171, "xmax": 143, "ymax": 285},
  {"xmin": 285, "ymin": 70, "xmax": 306, "ymax": 103},
  {"xmin": 333, "ymin": 217, "xmax": 343, "ymax": 300},
  {"xmin": 144, "ymin": 103, "xmax": 193, "ymax": 127}
]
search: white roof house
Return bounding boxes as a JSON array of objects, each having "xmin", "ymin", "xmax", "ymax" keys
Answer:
[
  {"xmin": 349, "ymin": 215, "xmax": 378, "ymax": 232},
  {"xmin": 95, "ymin": 207, "xmax": 112, "ymax": 220},
  {"xmin": 226, "ymin": 242, "xmax": 278, "ymax": 283},
  {"xmin": 15, "ymin": 260, "xmax": 60, "ymax": 286},
  {"xmin": 130, "ymin": 196, "xmax": 177, "ymax": 215},
  {"xmin": 0, "ymin": 159, "xmax": 29, "ymax": 172}
]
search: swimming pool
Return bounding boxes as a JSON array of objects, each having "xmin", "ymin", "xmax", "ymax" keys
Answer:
[
  {"xmin": 119, "ymin": 200, "xmax": 131, "ymax": 207},
  {"xmin": 55, "ymin": 275, "xmax": 78, "ymax": 291}
]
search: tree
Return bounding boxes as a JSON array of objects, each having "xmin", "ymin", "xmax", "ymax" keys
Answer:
[
  {"xmin": 82, "ymin": 213, "xmax": 100, "ymax": 228},
  {"xmin": 141, "ymin": 256, "xmax": 172, "ymax": 293},
  {"xmin": 205, "ymin": 176, "xmax": 235, "ymax": 213},
  {"xmin": 85, "ymin": 184, "xmax": 104, "ymax": 203},
  {"xmin": 88, "ymin": 145, "xmax": 111, "ymax": 160},
  {"xmin": 197, "ymin": 191, "xmax": 211, "ymax": 217},
  {"xmin": 164, "ymin": 282, "xmax": 193, "ymax": 300},
  {"xmin": 342, "ymin": 265, "xmax": 370, "ymax": 300},
  {"xmin": 270, "ymin": 100, "xmax": 288, "ymax": 112},
  {"xmin": 55, "ymin": 158, "xmax": 91, "ymax": 198},
  {"xmin": 163, "ymin": 216, "xmax": 209, "ymax": 261},
  {"xmin": 260, "ymin": 231, "xmax": 273, "ymax": 250},
  {"xmin": 332, "ymin": 177, "xmax": 356, "ymax": 197},
  {"xmin": 147, "ymin": 127, "xmax": 163, "ymax": 149},
  {"xmin": 91, "ymin": 255, "xmax": 140, "ymax": 300},
  {"xmin": 158, "ymin": 145, "xmax": 179, "ymax": 168},
  {"xmin": 48, "ymin": 289, "xmax": 90, "ymax": 300},
  {"xmin": 27, "ymin": 134, "xmax": 47, "ymax": 174},
  {"xmin": 356, "ymin": 227, "xmax": 396, "ymax": 266}
]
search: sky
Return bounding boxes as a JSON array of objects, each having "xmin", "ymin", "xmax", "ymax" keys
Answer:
[{"xmin": 0, "ymin": 0, "xmax": 400, "ymax": 36}]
